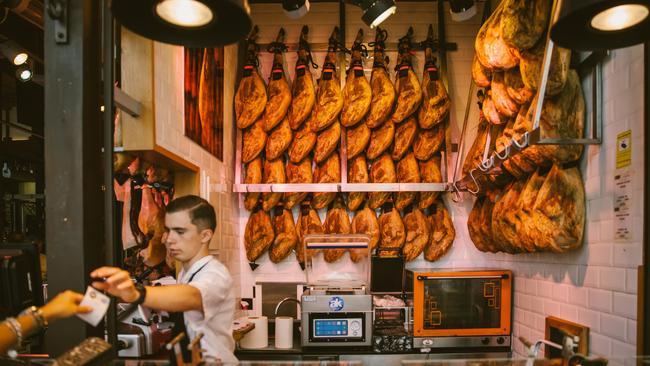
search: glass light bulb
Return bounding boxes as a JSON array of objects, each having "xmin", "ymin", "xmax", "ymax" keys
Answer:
[
  {"xmin": 155, "ymin": 0, "xmax": 214, "ymax": 28},
  {"xmin": 19, "ymin": 69, "xmax": 32, "ymax": 81},
  {"xmin": 370, "ymin": 6, "xmax": 396, "ymax": 29},
  {"xmin": 13, "ymin": 52, "xmax": 28, "ymax": 66},
  {"xmin": 591, "ymin": 4, "xmax": 649, "ymax": 31}
]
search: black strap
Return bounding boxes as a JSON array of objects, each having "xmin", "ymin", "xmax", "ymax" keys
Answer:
[{"xmin": 169, "ymin": 259, "xmax": 211, "ymax": 363}]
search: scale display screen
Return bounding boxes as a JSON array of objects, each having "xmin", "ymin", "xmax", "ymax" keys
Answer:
[{"xmin": 313, "ymin": 318, "xmax": 361, "ymax": 338}]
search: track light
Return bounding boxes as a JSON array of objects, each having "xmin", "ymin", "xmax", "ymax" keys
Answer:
[
  {"xmin": 449, "ymin": 0, "xmax": 476, "ymax": 22},
  {"xmin": 282, "ymin": 0, "xmax": 310, "ymax": 19},
  {"xmin": 347, "ymin": 0, "xmax": 396, "ymax": 28},
  {"xmin": 551, "ymin": 0, "xmax": 650, "ymax": 50},
  {"xmin": 112, "ymin": 0, "xmax": 252, "ymax": 47},
  {"xmin": 16, "ymin": 63, "xmax": 33, "ymax": 82},
  {"xmin": 0, "ymin": 40, "xmax": 29, "ymax": 66}
]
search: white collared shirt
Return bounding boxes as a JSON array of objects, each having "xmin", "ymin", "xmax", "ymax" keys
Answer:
[{"xmin": 177, "ymin": 255, "xmax": 237, "ymax": 363}]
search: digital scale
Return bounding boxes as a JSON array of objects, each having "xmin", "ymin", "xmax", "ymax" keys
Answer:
[{"xmin": 300, "ymin": 234, "xmax": 373, "ymax": 347}]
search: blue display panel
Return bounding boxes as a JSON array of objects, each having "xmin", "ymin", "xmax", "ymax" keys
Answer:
[{"xmin": 313, "ymin": 319, "xmax": 351, "ymax": 337}]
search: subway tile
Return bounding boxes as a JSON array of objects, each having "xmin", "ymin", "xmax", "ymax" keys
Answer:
[
  {"xmin": 588, "ymin": 288, "xmax": 613, "ymax": 313},
  {"xmin": 613, "ymin": 292, "xmax": 637, "ymax": 319},
  {"xmin": 568, "ymin": 286, "xmax": 588, "ymax": 307},
  {"xmin": 578, "ymin": 308, "xmax": 600, "ymax": 332},
  {"xmin": 544, "ymin": 299, "xmax": 561, "ymax": 317},
  {"xmin": 611, "ymin": 339, "xmax": 637, "ymax": 358},
  {"xmin": 559, "ymin": 303, "xmax": 579, "ymax": 323},
  {"xmin": 600, "ymin": 313, "xmax": 628, "ymax": 341},
  {"xmin": 625, "ymin": 268, "xmax": 638, "ymax": 294},
  {"xmin": 590, "ymin": 332, "xmax": 612, "ymax": 357},
  {"xmin": 579, "ymin": 265, "xmax": 600, "ymax": 287},
  {"xmin": 599, "ymin": 267, "xmax": 627, "ymax": 292},
  {"xmin": 538, "ymin": 281, "xmax": 554, "ymax": 299},
  {"xmin": 627, "ymin": 319, "xmax": 637, "ymax": 345},
  {"xmin": 613, "ymin": 244, "xmax": 643, "ymax": 268},
  {"xmin": 552, "ymin": 284, "xmax": 569, "ymax": 302},
  {"xmin": 590, "ymin": 243, "xmax": 614, "ymax": 265}
]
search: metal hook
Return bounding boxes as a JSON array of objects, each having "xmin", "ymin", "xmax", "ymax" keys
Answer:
[
  {"xmin": 468, "ymin": 169, "xmax": 481, "ymax": 195},
  {"xmin": 512, "ymin": 132, "xmax": 529, "ymax": 149},
  {"xmin": 494, "ymin": 144, "xmax": 510, "ymax": 160},
  {"xmin": 451, "ymin": 182, "xmax": 462, "ymax": 203},
  {"xmin": 479, "ymin": 155, "xmax": 494, "ymax": 172}
]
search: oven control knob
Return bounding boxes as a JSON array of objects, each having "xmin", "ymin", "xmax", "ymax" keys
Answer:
[
  {"xmin": 481, "ymin": 337, "xmax": 490, "ymax": 345},
  {"xmin": 497, "ymin": 337, "xmax": 505, "ymax": 345},
  {"xmin": 350, "ymin": 320, "xmax": 361, "ymax": 331},
  {"xmin": 422, "ymin": 339, "xmax": 434, "ymax": 346},
  {"xmin": 352, "ymin": 331, "xmax": 359, "ymax": 336}
]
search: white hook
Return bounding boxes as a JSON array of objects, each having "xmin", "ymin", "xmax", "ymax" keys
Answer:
[
  {"xmin": 451, "ymin": 182, "xmax": 462, "ymax": 203},
  {"xmin": 479, "ymin": 155, "xmax": 494, "ymax": 172},
  {"xmin": 512, "ymin": 132, "xmax": 529, "ymax": 149},
  {"xmin": 494, "ymin": 144, "xmax": 510, "ymax": 160},
  {"xmin": 467, "ymin": 169, "xmax": 481, "ymax": 195}
]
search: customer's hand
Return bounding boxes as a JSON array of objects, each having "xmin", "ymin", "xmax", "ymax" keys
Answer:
[
  {"xmin": 39, "ymin": 290, "xmax": 92, "ymax": 322},
  {"xmin": 91, "ymin": 267, "xmax": 139, "ymax": 303}
]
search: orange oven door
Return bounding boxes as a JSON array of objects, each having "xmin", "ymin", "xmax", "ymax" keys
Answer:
[{"xmin": 412, "ymin": 270, "xmax": 512, "ymax": 337}]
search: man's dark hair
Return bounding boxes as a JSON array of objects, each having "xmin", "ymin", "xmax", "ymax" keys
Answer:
[{"xmin": 166, "ymin": 195, "xmax": 217, "ymax": 231}]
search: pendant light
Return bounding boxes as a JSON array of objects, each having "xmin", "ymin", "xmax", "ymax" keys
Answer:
[
  {"xmin": 551, "ymin": 0, "xmax": 650, "ymax": 50},
  {"xmin": 0, "ymin": 40, "xmax": 29, "ymax": 66},
  {"xmin": 347, "ymin": 0, "xmax": 397, "ymax": 29},
  {"xmin": 112, "ymin": 0, "xmax": 253, "ymax": 47}
]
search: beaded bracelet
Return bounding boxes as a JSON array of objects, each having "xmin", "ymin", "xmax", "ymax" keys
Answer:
[{"xmin": 4, "ymin": 317, "xmax": 23, "ymax": 347}]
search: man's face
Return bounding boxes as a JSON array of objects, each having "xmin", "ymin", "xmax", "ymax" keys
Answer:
[{"xmin": 164, "ymin": 210, "xmax": 211, "ymax": 263}]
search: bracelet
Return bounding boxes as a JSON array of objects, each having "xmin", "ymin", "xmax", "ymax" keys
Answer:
[
  {"xmin": 20, "ymin": 306, "xmax": 48, "ymax": 332},
  {"xmin": 133, "ymin": 283, "xmax": 147, "ymax": 305},
  {"xmin": 4, "ymin": 317, "xmax": 23, "ymax": 347}
]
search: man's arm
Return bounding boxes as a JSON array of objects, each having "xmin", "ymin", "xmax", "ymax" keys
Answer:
[{"xmin": 90, "ymin": 267, "xmax": 203, "ymax": 312}]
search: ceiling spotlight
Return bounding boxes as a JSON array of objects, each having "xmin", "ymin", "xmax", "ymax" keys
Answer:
[
  {"xmin": 112, "ymin": 0, "xmax": 252, "ymax": 47},
  {"xmin": 449, "ymin": 0, "xmax": 476, "ymax": 22},
  {"xmin": 155, "ymin": 0, "xmax": 214, "ymax": 27},
  {"xmin": 0, "ymin": 40, "xmax": 29, "ymax": 66},
  {"xmin": 16, "ymin": 64, "xmax": 33, "ymax": 82},
  {"xmin": 348, "ymin": 0, "xmax": 396, "ymax": 29},
  {"xmin": 282, "ymin": 0, "xmax": 310, "ymax": 19},
  {"xmin": 551, "ymin": 0, "xmax": 650, "ymax": 50}
]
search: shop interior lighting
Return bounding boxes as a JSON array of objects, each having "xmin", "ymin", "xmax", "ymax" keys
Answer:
[
  {"xmin": 16, "ymin": 63, "xmax": 33, "ymax": 82},
  {"xmin": 155, "ymin": 0, "xmax": 214, "ymax": 27},
  {"xmin": 0, "ymin": 40, "xmax": 29, "ymax": 66},
  {"xmin": 282, "ymin": 0, "xmax": 310, "ymax": 19},
  {"xmin": 348, "ymin": 0, "xmax": 397, "ymax": 28},
  {"xmin": 551, "ymin": 0, "xmax": 650, "ymax": 50},
  {"xmin": 449, "ymin": 0, "xmax": 476, "ymax": 22},
  {"xmin": 112, "ymin": 0, "xmax": 252, "ymax": 47}
]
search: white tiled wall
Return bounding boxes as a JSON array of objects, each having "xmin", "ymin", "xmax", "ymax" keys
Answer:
[
  {"xmin": 150, "ymin": 0, "xmax": 644, "ymax": 358},
  {"xmin": 152, "ymin": 42, "xmax": 243, "ymax": 296}
]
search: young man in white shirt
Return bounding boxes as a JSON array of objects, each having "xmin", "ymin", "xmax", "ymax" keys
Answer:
[{"xmin": 91, "ymin": 195, "xmax": 237, "ymax": 363}]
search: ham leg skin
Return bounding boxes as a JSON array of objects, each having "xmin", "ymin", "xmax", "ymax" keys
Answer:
[
  {"xmin": 115, "ymin": 178, "xmax": 138, "ymax": 250},
  {"xmin": 138, "ymin": 173, "xmax": 167, "ymax": 267}
]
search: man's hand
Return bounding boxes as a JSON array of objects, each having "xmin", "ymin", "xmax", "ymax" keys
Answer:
[
  {"xmin": 90, "ymin": 267, "xmax": 139, "ymax": 303},
  {"xmin": 40, "ymin": 290, "xmax": 93, "ymax": 322}
]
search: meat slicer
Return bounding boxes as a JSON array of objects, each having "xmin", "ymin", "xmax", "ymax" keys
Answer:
[{"xmin": 300, "ymin": 234, "xmax": 373, "ymax": 348}]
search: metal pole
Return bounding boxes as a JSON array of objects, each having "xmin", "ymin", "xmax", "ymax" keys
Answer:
[
  {"xmin": 102, "ymin": 0, "xmax": 118, "ymax": 353},
  {"xmin": 45, "ymin": 0, "xmax": 105, "ymax": 354}
]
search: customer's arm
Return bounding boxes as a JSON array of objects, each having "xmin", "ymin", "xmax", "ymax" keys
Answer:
[
  {"xmin": 91, "ymin": 267, "xmax": 203, "ymax": 312},
  {"xmin": 0, "ymin": 291, "xmax": 91, "ymax": 355}
]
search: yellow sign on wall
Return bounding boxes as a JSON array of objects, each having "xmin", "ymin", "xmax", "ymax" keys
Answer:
[{"xmin": 616, "ymin": 130, "xmax": 632, "ymax": 169}]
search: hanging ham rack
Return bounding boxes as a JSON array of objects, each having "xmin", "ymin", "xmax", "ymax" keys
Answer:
[
  {"xmin": 450, "ymin": 0, "xmax": 606, "ymax": 200},
  {"xmin": 234, "ymin": 0, "xmax": 457, "ymax": 195}
]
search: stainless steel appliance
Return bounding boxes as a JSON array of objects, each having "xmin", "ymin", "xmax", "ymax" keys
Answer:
[
  {"xmin": 300, "ymin": 234, "xmax": 373, "ymax": 347},
  {"xmin": 405, "ymin": 269, "xmax": 513, "ymax": 351}
]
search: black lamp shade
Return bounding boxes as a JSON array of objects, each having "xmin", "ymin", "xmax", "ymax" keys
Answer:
[
  {"xmin": 112, "ymin": 0, "xmax": 252, "ymax": 48},
  {"xmin": 360, "ymin": 0, "xmax": 396, "ymax": 28},
  {"xmin": 551, "ymin": 0, "xmax": 650, "ymax": 51}
]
